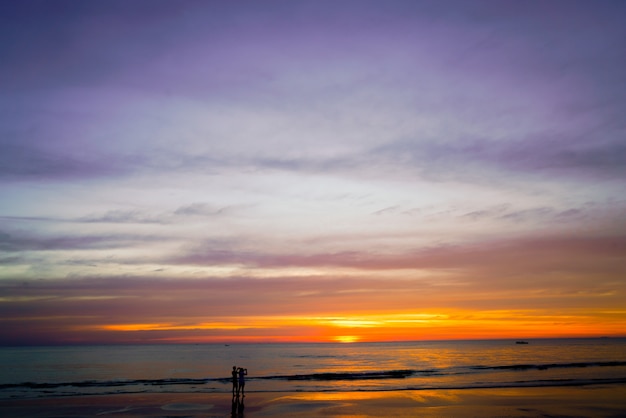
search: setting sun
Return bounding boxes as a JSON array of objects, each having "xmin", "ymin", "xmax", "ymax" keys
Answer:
[{"xmin": 334, "ymin": 336, "xmax": 360, "ymax": 343}]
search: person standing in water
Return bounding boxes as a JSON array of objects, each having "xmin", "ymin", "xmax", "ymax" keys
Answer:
[
  {"xmin": 238, "ymin": 367, "xmax": 247, "ymax": 396},
  {"xmin": 231, "ymin": 366, "xmax": 238, "ymax": 396}
]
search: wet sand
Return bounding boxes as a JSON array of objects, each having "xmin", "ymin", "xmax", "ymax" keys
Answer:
[{"xmin": 1, "ymin": 385, "xmax": 625, "ymax": 417}]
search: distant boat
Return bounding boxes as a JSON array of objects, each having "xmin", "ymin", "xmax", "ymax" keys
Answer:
[{"xmin": 515, "ymin": 341, "xmax": 529, "ymax": 344}]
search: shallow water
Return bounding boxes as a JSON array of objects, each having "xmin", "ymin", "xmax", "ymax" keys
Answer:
[{"xmin": 1, "ymin": 338, "xmax": 625, "ymax": 399}]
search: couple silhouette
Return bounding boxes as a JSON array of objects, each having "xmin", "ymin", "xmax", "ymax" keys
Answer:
[{"xmin": 231, "ymin": 366, "xmax": 247, "ymax": 397}]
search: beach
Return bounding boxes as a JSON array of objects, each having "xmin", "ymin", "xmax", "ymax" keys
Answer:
[{"xmin": 1, "ymin": 385, "xmax": 625, "ymax": 417}]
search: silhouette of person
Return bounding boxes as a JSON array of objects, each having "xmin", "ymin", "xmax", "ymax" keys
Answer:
[
  {"xmin": 231, "ymin": 366, "xmax": 238, "ymax": 396},
  {"xmin": 238, "ymin": 367, "xmax": 247, "ymax": 396}
]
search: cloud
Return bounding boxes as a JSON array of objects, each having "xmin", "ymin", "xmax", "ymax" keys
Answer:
[
  {"xmin": 77, "ymin": 204, "xmax": 233, "ymax": 225},
  {"xmin": 0, "ymin": 142, "xmax": 128, "ymax": 181},
  {"xmin": 168, "ymin": 233, "xmax": 626, "ymax": 283},
  {"xmin": 173, "ymin": 203, "xmax": 227, "ymax": 217},
  {"xmin": 79, "ymin": 210, "xmax": 167, "ymax": 224},
  {"xmin": 0, "ymin": 229, "xmax": 159, "ymax": 252},
  {"xmin": 372, "ymin": 132, "xmax": 626, "ymax": 183},
  {"xmin": 498, "ymin": 135, "xmax": 626, "ymax": 181}
]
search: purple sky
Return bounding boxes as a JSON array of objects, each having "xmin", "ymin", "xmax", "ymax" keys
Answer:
[{"xmin": 1, "ymin": 0, "xmax": 625, "ymax": 344}]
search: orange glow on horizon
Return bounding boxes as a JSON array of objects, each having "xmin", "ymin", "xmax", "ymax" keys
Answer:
[{"xmin": 83, "ymin": 308, "xmax": 626, "ymax": 344}]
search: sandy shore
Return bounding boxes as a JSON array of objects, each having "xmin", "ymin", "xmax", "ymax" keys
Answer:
[{"xmin": 1, "ymin": 385, "xmax": 625, "ymax": 417}]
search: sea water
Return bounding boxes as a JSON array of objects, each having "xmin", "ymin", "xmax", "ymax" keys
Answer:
[{"xmin": 1, "ymin": 338, "xmax": 625, "ymax": 399}]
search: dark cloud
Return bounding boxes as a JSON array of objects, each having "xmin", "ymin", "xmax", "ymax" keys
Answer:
[
  {"xmin": 373, "ymin": 133, "xmax": 626, "ymax": 182},
  {"xmin": 498, "ymin": 134, "xmax": 626, "ymax": 180},
  {"xmin": 173, "ymin": 203, "xmax": 226, "ymax": 217},
  {"xmin": 0, "ymin": 229, "xmax": 159, "ymax": 252},
  {"xmin": 0, "ymin": 142, "xmax": 127, "ymax": 181},
  {"xmin": 0, "ymin": 134, "xmax": 225, "ymax": 181},
  {"xmin": 79, "ymin": 210, "xmax": 167, "ymax": 224},
  {"xmin": 0, "ymin": 255, "xmax": 23, "ymax": 265},
  {"xmin": 78, "ymin": 204, "xmax": 233, "ymax": 225}
]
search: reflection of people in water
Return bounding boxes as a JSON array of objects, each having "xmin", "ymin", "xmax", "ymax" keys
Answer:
[
  {"xmin": 231, "ymin": 396, "xmax": 238, "ymax": 417},
  {"xmin": 237, "ymin": 396, "xmax": 245, "ymax": 416},
  {"xmin": 238, "ymin": 367, "xmax": 248, "ymax": 396},
  {"xmin": 231, "ymin": 395, "xmax": 245, "ymax": 417},
  {"xmin": 231, "ymin": 366, "xmax": 238, "ymax": 396}
]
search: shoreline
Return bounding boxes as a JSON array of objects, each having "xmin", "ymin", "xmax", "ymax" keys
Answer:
[{"xmin": 1, "ymin": 384, "xmax": 625, "ymax": 417}]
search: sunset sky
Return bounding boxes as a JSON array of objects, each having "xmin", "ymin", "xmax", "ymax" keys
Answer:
[{"xmin": 1, "ymin": 0, "xmax": 625, "ymax": 345}]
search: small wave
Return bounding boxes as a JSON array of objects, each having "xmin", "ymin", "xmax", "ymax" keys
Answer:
[
  {"xmin": 293, "ymin": 355, "xmax": 337, "ymax": 359},
  {"xmin": 259, "ymin": 369, "xmax": 416, "ymax": 381},
  {"xmin": 0, "ymin": 370, "xmax": 420, "ymax": 391},
  {"xmin": 0, "ymin": 377, "xmax": 212, "ymax": 390},
  {"xmin": 471, "ymin": 361, "xmax": 626, "ymax": 372}
]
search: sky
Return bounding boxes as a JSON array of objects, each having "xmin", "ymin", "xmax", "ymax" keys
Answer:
[{"xmin": 1, "ymin": 0, "xmax": 625, "ymax": 345}]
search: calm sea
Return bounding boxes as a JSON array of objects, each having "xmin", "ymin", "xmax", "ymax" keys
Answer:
[{"xmin": 1, "ymin": 338, "xmax": 625, "ymax": 399}]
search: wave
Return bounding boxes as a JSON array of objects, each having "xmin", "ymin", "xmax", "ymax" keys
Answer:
[
  {"xmin": 0, "ymin": 371, "xmax": 418, "ymax": 391},
  {"xmin": 257, "ymin": 361, "xmax": 626, "ymax": 381},
  {"xmin": 0, "ymin": 377, "xmax": 214, "ymax": 390},
  {"xmin": 471, "ymin": 361, "xmax": 626, "ymax": 372},
  {"xmin": 259, "ymin": 369, "xmax": 417, "ymax": 381}
]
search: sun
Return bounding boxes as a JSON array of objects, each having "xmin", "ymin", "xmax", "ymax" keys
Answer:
[{"xmin": 334, "ymin": 335, "xmax": 359, "ymax": 343}]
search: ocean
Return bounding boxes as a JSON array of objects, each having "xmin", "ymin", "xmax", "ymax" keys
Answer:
[{"xmin": 2, "ymin": 338, "xmax": 625, "ymax": 400}]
